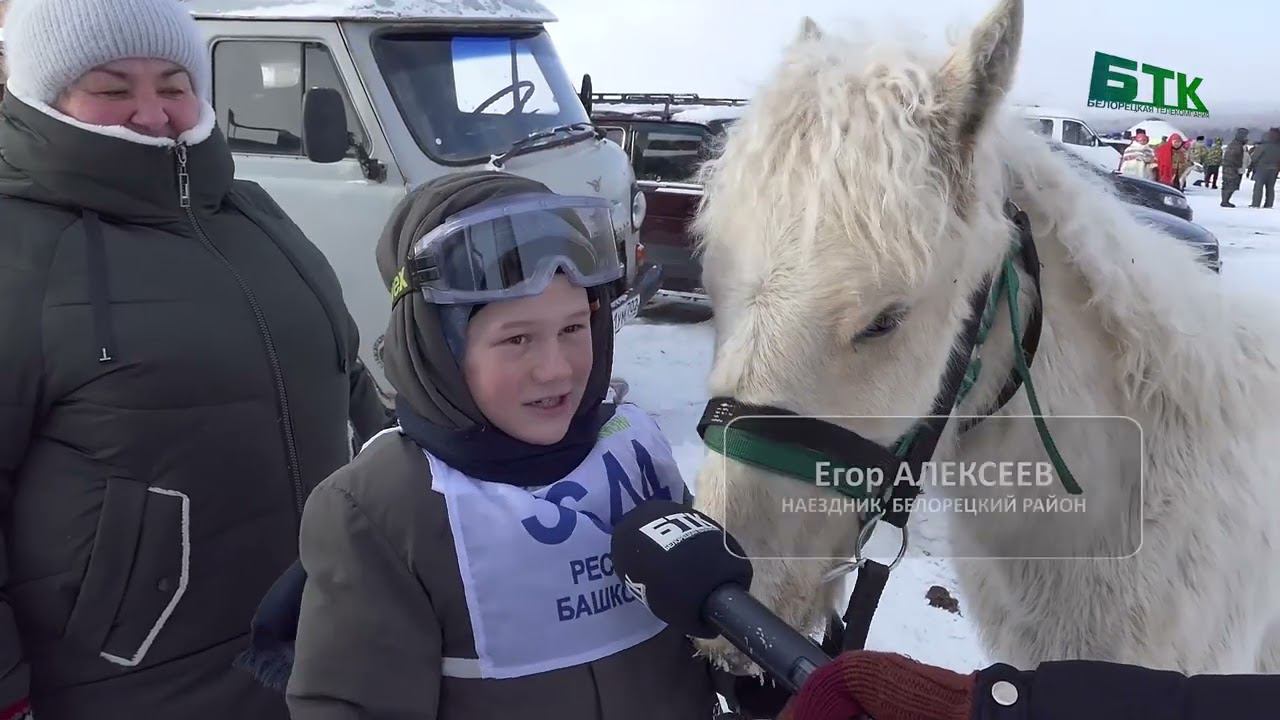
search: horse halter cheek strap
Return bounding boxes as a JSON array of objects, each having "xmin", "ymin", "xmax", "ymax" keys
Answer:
[{"xmin": 696, "ymin": 201, "xmax": 1078, "ymax": 657}]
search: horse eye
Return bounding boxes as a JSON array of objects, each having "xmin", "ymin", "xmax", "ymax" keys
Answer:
[{"xmin": 853, "ymin": 305, "xmax": 908, "ymax": 342}]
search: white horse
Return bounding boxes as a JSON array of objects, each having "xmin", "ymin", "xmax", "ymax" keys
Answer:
[{"xmin": 690, "ymin": 0, "xmax": 1280, "ymax": 677}]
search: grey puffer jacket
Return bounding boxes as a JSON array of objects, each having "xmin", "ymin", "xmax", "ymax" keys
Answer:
[{"xmin": 0, "ymin": 92, "xmax": 389, "ymax": 720}]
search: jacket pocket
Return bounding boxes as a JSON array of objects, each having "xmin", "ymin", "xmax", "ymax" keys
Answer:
[{"xmin": 62, "ymin": 477, "xmax": 190, "ymax": 668}]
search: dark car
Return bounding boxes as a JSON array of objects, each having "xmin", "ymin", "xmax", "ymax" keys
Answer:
[
  {"xmin": 1053, "ymin": 145, "xmax": 1219, "ymax": 271},
  {"xmin": 1111, "ymin": 173, "xmax": 1194, "ymax": 221},
  {"xmin": 1050, "ymin": 142, "xmax": 1194, "ymax": 221},
  {"xmin": 1130, "ymin": 205, "xmax": 1220, "ymax": 272},
  {"xmin": 589, "ymin": 93, "xmax": 747, "ymax": 297}
]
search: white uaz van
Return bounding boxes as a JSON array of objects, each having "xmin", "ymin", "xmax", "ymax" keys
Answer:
[
  {"xmin": 185, "ymin": 0, "xmax": 653, "ymax": 395},
  {"xmin": 1018, "ymin": 105, "xmax": 1122, "ymax": 172}
]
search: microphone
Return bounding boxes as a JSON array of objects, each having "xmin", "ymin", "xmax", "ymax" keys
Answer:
[{"xmin": 611, "ymin": 500, "xmax": 832, "ymax": 693}]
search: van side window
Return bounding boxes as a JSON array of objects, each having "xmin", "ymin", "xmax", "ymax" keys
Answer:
[
  {"xmin": 1032, "ymin": 119, "xmax": 1053, "ymax": 137},
  {"xmin": 1062, "ymin": 120, "xmax": 1093, "ymax": 146},
  {"xmin": 213, "ymin": 40, "xmax": 367, "ymax": 157},
  {"xmin": 631, "ymin": 124, "xmax": 710, "ymax": 184}
]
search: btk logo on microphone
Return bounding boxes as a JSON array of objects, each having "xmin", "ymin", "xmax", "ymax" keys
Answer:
[{"xmin": 640, "ymin": 511, "xmax": 717, "ymax": 551}]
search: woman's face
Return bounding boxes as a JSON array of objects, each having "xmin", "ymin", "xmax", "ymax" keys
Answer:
[{"xmin": 54, "ymin": 58, "xmax": 200, "ymax": 139}]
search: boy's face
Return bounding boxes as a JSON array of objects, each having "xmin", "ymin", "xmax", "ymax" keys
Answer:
[{"xmin": 463, "ymin": 274, "xmax": 595, "ymax": 446}]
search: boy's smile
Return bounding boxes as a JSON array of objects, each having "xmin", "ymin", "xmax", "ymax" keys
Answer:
[{"xmin": 462, "ymin": 274, "xmax": 595, "ymax": 446}]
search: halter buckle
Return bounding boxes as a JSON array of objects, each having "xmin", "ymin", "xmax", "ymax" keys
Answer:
[{"xmin": 820, "ymin": 513, "xmax": 910, "ymax": 586}]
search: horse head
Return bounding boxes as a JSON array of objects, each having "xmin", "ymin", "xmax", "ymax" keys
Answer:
[{"xmin": 689, "ymin": 0, "xmax": 1028, "ymax": 672}]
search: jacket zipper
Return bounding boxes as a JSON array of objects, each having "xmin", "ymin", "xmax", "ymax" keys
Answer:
[{"xmin": 176, "ymin": 143, "xmax": 306, "ymax": 521}]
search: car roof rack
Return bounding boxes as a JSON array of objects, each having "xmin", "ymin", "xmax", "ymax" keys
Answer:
[{"xmin": 589, "ymin": 93, "xmax": 749, "ymax": 121}]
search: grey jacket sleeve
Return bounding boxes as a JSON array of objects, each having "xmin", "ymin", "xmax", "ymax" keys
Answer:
[
  {"xmin": 0, "ymin": 244, "xmax": 39, "ymax": 708},
  {"xmin": 287, "ymin": 483, "xmax": 441, "ymax": 720},
  {"xmin": 343, "ymin": 311, "xmax": 393, "ymax": 448}
]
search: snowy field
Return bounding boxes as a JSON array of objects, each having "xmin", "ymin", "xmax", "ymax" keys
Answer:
[{"xmin": 612, "ymin": 175, "xmax": 1280, "ymax": 672}]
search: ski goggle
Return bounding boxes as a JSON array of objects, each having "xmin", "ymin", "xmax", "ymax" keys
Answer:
[{"xmin": 392, "ymin": 192, "xmax": 625, "ymax": 305}]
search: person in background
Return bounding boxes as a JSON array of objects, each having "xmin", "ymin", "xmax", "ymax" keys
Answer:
[
  {"xmin": 1156, "ymin": 132, "xmax": 1189, "ymax": 190},
  {"xmin": 0, "ymin": 0, "xmax": 389, "ymax": 718},
  {"xmin": 1221, "ymin": 127, "xmax": 1250, "ymax": 207},
  {"xmin": 1249, "ymin": 127, "xmax": 1280, "ymax": 208},
  {"xmin": 1201, "ymin": 137, "xmax": 1223, "ymax": 189},
  {"xmin": 1189, "ymin": 135, "xmax": 1206, "ymax": 185},
  {"xmin": 778, "ymin": 649, "xmax": 1280, "ymax": 720},
  {"xmin": 1119, "ymin": 129, "xmax": 1157, "ymax": 180}
]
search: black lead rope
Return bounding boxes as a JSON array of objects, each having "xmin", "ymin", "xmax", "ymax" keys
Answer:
[
  {"xmin": 818, "ymin": 266, "xmax": 994, "ymax": 658},
  {"xmin": 824, "ymin": 202, "xmax": 1043, "ymax": 656}
]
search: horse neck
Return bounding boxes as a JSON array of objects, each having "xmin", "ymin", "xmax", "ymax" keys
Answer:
[
  {"xmin": 947, "ymin": 122, "xmax": 1280, "ymax": 544},
  {"xmin": 1005, "ymin": 130, "xmax": 1279, "ymax": 437}
]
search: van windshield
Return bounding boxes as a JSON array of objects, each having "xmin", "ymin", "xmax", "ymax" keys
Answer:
[{"xmin": 373, "ymin": 30, "xmax": 590, "ymax": 164}]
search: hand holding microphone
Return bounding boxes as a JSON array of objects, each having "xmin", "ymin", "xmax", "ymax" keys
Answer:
[{"xmin": 610, "ymin": 501, "xmax": 979, "ymax": 720}]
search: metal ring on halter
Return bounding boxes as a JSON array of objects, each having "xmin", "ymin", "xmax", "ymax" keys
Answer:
[{"xmin": 819, "ymin": 515, "xmax": 910, "ymax": 585}]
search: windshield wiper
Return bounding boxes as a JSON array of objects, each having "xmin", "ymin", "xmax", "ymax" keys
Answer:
[{"xmin": 489, "ymin": 122, "xmax": 604, "ymax": 169}]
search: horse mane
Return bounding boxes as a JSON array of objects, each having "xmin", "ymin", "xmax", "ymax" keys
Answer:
[{"xmin": 691, "ymin": 30, "xmax": 968, "ymax": 292}]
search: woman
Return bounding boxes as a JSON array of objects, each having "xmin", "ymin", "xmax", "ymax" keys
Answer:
[
  {"xmin": 0, "ymin": 0, "xmax": 388, "ymax": 718},
  {"xmin": 1119, "ymin": 131, "xmax": 1157, "ymax": 180},
  {"xmin": 1157, "ymin": 132, "xmax": 1190, "ymax": 190}
]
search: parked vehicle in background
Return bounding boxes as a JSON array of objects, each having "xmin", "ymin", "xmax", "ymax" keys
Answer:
[
  {"xmin": 1131, "ymin": 205, "xmax": 1220, "ymax": 272},
  {"xmin": 587, "ymin": 93, "xmax": 748, "ymax": 299},
  {"xmin": 185, "ymin": 0, "xmax": 656, "ymax": 397},
  {"xmin": 1019, "ymin": 105, "xmax": 1122, "ymax": 172},
  {"xmin": 585, "ymin": 93, "xmax": 1218, "ymax": 298},
  {"xmin": 1053, "ymin": 143, "xmax": 1218, "ymax": 272},
  {"xmin": 1106, "ymin": 168, "xmax": 1194, "ymax": 221}
]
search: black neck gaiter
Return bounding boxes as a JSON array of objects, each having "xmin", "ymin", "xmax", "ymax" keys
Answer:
[{"xmin": 395, "ymin": 395, "xmax": 618, "ymax": 487}]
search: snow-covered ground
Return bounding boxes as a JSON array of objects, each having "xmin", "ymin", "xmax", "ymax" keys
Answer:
[{"xmin": 612, "ymin": 175, "xmax": 1280, "ymax": 672}]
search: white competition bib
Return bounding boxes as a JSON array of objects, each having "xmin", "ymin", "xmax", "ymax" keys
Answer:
[{"xmin": 428, "ymin": 404, "xmax": 687, "ymax": 680}]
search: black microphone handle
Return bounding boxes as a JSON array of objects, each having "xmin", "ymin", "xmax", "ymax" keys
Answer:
[{"xmin": 703, "ymin": 584, "xmax": 833, "ymax": 693}]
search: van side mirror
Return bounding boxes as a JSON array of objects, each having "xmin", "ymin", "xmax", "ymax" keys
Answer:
[
  {"xmin": 302, "ymin": 87, "xmax": 350, "ymax": 164},
  {"xmin": 579, "ymin": 73, "xmax": 593, "ymax": 115}
]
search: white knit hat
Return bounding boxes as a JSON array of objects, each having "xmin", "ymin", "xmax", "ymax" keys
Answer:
[{"xmin": 3, "ymin": 0, "xmax": 209, "ymax": 104}]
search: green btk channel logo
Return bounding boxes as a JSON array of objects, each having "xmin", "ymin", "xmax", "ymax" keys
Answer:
[{"xmin": 1087, "ymin": 51, "xmax": 1209, "ymax": 118}]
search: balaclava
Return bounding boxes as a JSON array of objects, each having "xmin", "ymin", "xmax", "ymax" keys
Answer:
[{"xmin": 375, "ymin": 170, "xmax": 618, "ymax": 485}]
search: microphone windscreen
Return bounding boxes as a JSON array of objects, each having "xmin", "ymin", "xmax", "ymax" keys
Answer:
[{"xmin": 611, "ymin": 500, "xmax": 752, "ymax": 638}]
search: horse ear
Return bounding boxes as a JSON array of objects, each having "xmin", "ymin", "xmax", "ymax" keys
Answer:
[
  {"xmin": 935, "ymin": 0, "xmax": 1024, "ymax": 147},
  {"xmin": 796, "ymin": 16, "xmax": 824, "ymax": 42}
]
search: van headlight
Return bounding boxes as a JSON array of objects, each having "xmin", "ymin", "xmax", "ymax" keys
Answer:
[
  {"xmin": 631, "ymin": 186, "xmax": 647, "ymax": 231},
  {"xmin": 1162, "ymin": 194, "xmax": 1189, "ymax": 209}
]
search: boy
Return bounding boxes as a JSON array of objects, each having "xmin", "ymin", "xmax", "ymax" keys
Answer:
[{"xmin": 246, "ymin": 172, "xmax": 719, "ymax": 719}]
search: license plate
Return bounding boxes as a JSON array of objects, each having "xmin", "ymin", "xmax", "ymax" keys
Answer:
[{"xmin": 612, "ymin": 293, "xmax": 643, "ymax": 330}]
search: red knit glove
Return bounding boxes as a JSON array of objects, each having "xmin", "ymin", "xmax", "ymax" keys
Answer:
[
  {"xmin": 0, "ymin": 698, "xmax": 31, "ymax": 720},
  {"xmin": 778, "ymin": 651, "xmax": 977, "ymax": 720}
]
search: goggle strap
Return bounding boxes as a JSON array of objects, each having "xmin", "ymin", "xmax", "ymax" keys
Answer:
[{"xmin": 390, "ymin": 265, "xmax": 415, "ymax": 305}]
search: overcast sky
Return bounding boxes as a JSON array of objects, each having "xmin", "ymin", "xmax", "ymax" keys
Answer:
[{"xmin": 542, "ymin": 0, "xmax": 1274, "ymax": 117}]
